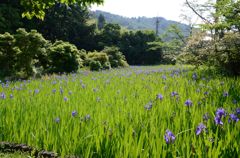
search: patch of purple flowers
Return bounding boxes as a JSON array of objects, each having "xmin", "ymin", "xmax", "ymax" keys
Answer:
[{"xmin": 164, "ymin": 130, "xmax": 176, "ymax": 144}]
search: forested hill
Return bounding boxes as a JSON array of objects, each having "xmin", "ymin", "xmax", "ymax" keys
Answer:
[{"xmin": 91, "ymin": 10, "xmax": 190, "ymax": 35}]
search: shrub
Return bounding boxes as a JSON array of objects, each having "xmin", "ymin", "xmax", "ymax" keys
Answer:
[
  {"xmin": 47, "ymin": 40, "xmax": 83, "ymax": 73},
  {"xmin": 102, "ymin": 61, "xmax": 111, "ymax": 70},
  {"xmin": 101, "ymin": 46, "xmax": 129, "ymax": 67},
  {"xmin": 0, "ymin": 28, "xmax": 49, "ymax": 79},
  {"xmin": 215, "ymin": 33, "xmax": 240, "ymax": 75},
  {"xmin": 179, "ymin": 32, "xmax": 240, "ymax": 75},
  {"xmin": 89, "ymin": 60, "xmax": 102, "ymax": 71},
  {"xmin": 87, "ymin": 51, "xmax": 109, "ymax": 65},
  {"xmin": 0, "ymin": 32, "xmax": 19, "ymax": 77}
]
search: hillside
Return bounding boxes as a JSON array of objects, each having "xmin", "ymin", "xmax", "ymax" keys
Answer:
[{"xmin": 91, "ymin": 10, "xmax": 190, "ymax": 36}]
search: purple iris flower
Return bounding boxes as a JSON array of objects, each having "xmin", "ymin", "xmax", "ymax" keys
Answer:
[
  {"xmin": 216, "ymin": 108, "xmax": 226, "ymax": 118},
  {"xmin": 228, "ymin": 114, "xmax": 239, "ymax": 123},
  {"xmin": 96, "ymin": 97, "xmax": 101, "ymax": 102},
  {"xmin": 64, "ymin": 97, "xmax": 68, "ymax": 101},
  {"xmin": 171, "ymin": 91, "xmax": 178, "ymax": 97},
  {"xmin": 164, "ymin": 130, "xmax": 176, "ymax": 144},
  {"xmin": 52, "ymin": 89, "xmax": 56, "ymax": 93},
  {"xmin": 156, "ymin": 94, "xmax": 163, "ymax": 100},
  {"xmin": 204, "ymin": 91, "xmax": 209, "ymax": 95},
  {"xmin": 81, "ymin": 84, "xmax": 86, "ymax": 89},
  {"xmin": 203, "ymin": 113, "xmax": 210, "ymax": 121},
  {"xmin": 192, "ymin": 73, "xmax": 197, "ymax": 80},
  {"xmin": 196, "ymin": 123, "xmax": 206, "ymax": 135},
  {"xmin": 72, "ymin": 111, "xmax": 77, "ymax": 117},
  {"xmin": 10, "ymin": 94, "xmax": 13, "ymax": 99},
  {"xmin": 233, "ymin": 99, "xmax": 237, "ymax": 104},
  {"xmin": 34, "ymin": 89, "xmax": 40, "ymax": 94},
  {"xmin": 60, "ymin": 88, "xmax": 64, "ymax": 94},
  {"xmin": 84, "ymin": 114, "xmax": 91, "ymax": 121},
  {"xmin": 223, "ymin": 92, "xmax": 228, "ymax": 97},
  {"xmin": 55, "ymin": 117, "xmax": 60, "ymax": 123},
  {"xmin": 1, "ymin": 92, "xmax": 6, "ymax": 99},
  {"xmin": 144, "ymin": 102, "xmax": 152, "ymax": 110},
  {"xmin": 185, "ymin": 99, "xmax": 193, "ymax": 106},
  {"xmin": 236, "ymin": 108, "xmax": 240, "ymax": 115},
  {"xmin": 214, "ymin": 115, "xmax": 223, "ymax": 125}
]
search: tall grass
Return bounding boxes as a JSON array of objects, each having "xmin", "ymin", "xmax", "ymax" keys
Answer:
[{"xmin": 0, "ymin": 65, "xmax": 239, "ymax": 157}]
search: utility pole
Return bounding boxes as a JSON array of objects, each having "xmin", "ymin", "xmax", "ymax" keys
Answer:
[{"xmin": 156, "ymin": 17, "xmax": 159, "ymax": 36}]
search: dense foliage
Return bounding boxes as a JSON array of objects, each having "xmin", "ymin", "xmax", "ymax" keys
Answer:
[
  {"xmin": 0, "ymin": 30, "xmax": 129, "ymax": 79},
  {"xmin": 0, "ymin": 28, "xmax": 48, "ymax": 79},
  {"xmin": 20, "ymin": 0, "xmax": 103, "ymax": 19},
  {"xmin": 178, "ymin": 0, "xmax": 240, "ymax": 75},
  {"xmin": 47, "ymin": 41, "xmax": 83, "ymax": 73}
]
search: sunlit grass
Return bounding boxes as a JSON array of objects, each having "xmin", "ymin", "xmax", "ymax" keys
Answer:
[{"xmin": 0, "ymin": 65, "xmax": 239, "ymax": 157}]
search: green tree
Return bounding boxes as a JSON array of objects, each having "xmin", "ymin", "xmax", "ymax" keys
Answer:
[
  {"xmin": 97, "ymin": 14, "xmax": 106, "ymax": 30},
  {"xmin": 119, "ymin": 30, "xmax": 162, "ymax": 65},
  {"xmin": 0, "ymin": 0, "xmax": 23, "ymax": 33},
  {"xmin": 14, "ymin": 28, "xmax": 49, "ymax": 78},
  {"xmin": 29, "ymin": 3, "xmax": 97, "ymax": 51},
  {"xmin": 181, "ymin": 0, "xmax": 240, "ymax": 75},
  {"xmin": 19, "ymin": 0, "xmax": 104, "ymax": 20},
  {"xmin": 0, "ymin": 32, "xmax": 19, "ymax": 77},
  {"xmin": 97, "ymin": 23, "xmax": 121, "ymax": 49}
]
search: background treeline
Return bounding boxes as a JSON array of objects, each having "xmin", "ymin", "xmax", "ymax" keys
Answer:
[
  {"xmin": 92, "ymin": 10, "xmax": 190, "ymax": 36},
  {"xmin": 1, "ymin": 1, "xmax": 181, "ymax": 79}
]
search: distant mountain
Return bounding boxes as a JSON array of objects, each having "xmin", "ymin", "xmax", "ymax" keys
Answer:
[{"xmin": 91, "ymin": 10, "xmax": 190, "ymax": 36}]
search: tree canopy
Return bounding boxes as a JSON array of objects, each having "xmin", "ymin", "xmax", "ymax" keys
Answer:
[{"xmin": 19, "ymin": 0, "xmax": 104, "ymax": 19}]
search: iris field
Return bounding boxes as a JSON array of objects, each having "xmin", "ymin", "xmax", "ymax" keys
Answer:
[{"xmin": 0, "ymin": 66, "xmax": 239, "ymax": 157}]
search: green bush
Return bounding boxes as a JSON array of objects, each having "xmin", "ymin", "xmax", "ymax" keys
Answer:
[
  {"xmin": 47, "ymin": 40, "xmax": 83, "ymax": 73},
  {"xmin": 179, "ymin": 32, "xmax": 240, "ymax": 75},
  {"xmin": 0, "ymin": 32, "xmax": 19, "ymax": 77},
  {"xmin": 101, "ymin": 46, "xmax": 129, "ymax": 67},
  {"xmin": 0, "ymin": 28, "xmax": 49, "ymax": 79},
  {"xmin": 215, "ymin": 33, "xmax": 240, "ymax": 75},
  {"xmin": 87, "ymin": 51, "xmax": 109, "ymax": 65},
  {"xmin": 14, "ymin": 28, "xmax": 49, "ymax": 78},
  {"xmin": 89, "ymin": 60, "xmax": 102, "ymax": 71},
  {"xmin": 102, "ymin": 61, "xmax": 111, "ymax": 70}
]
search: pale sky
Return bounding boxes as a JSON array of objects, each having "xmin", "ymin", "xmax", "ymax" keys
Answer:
[{"xmin": 91, "ymin": 0, "xmax": 190, "ymax": 22}]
